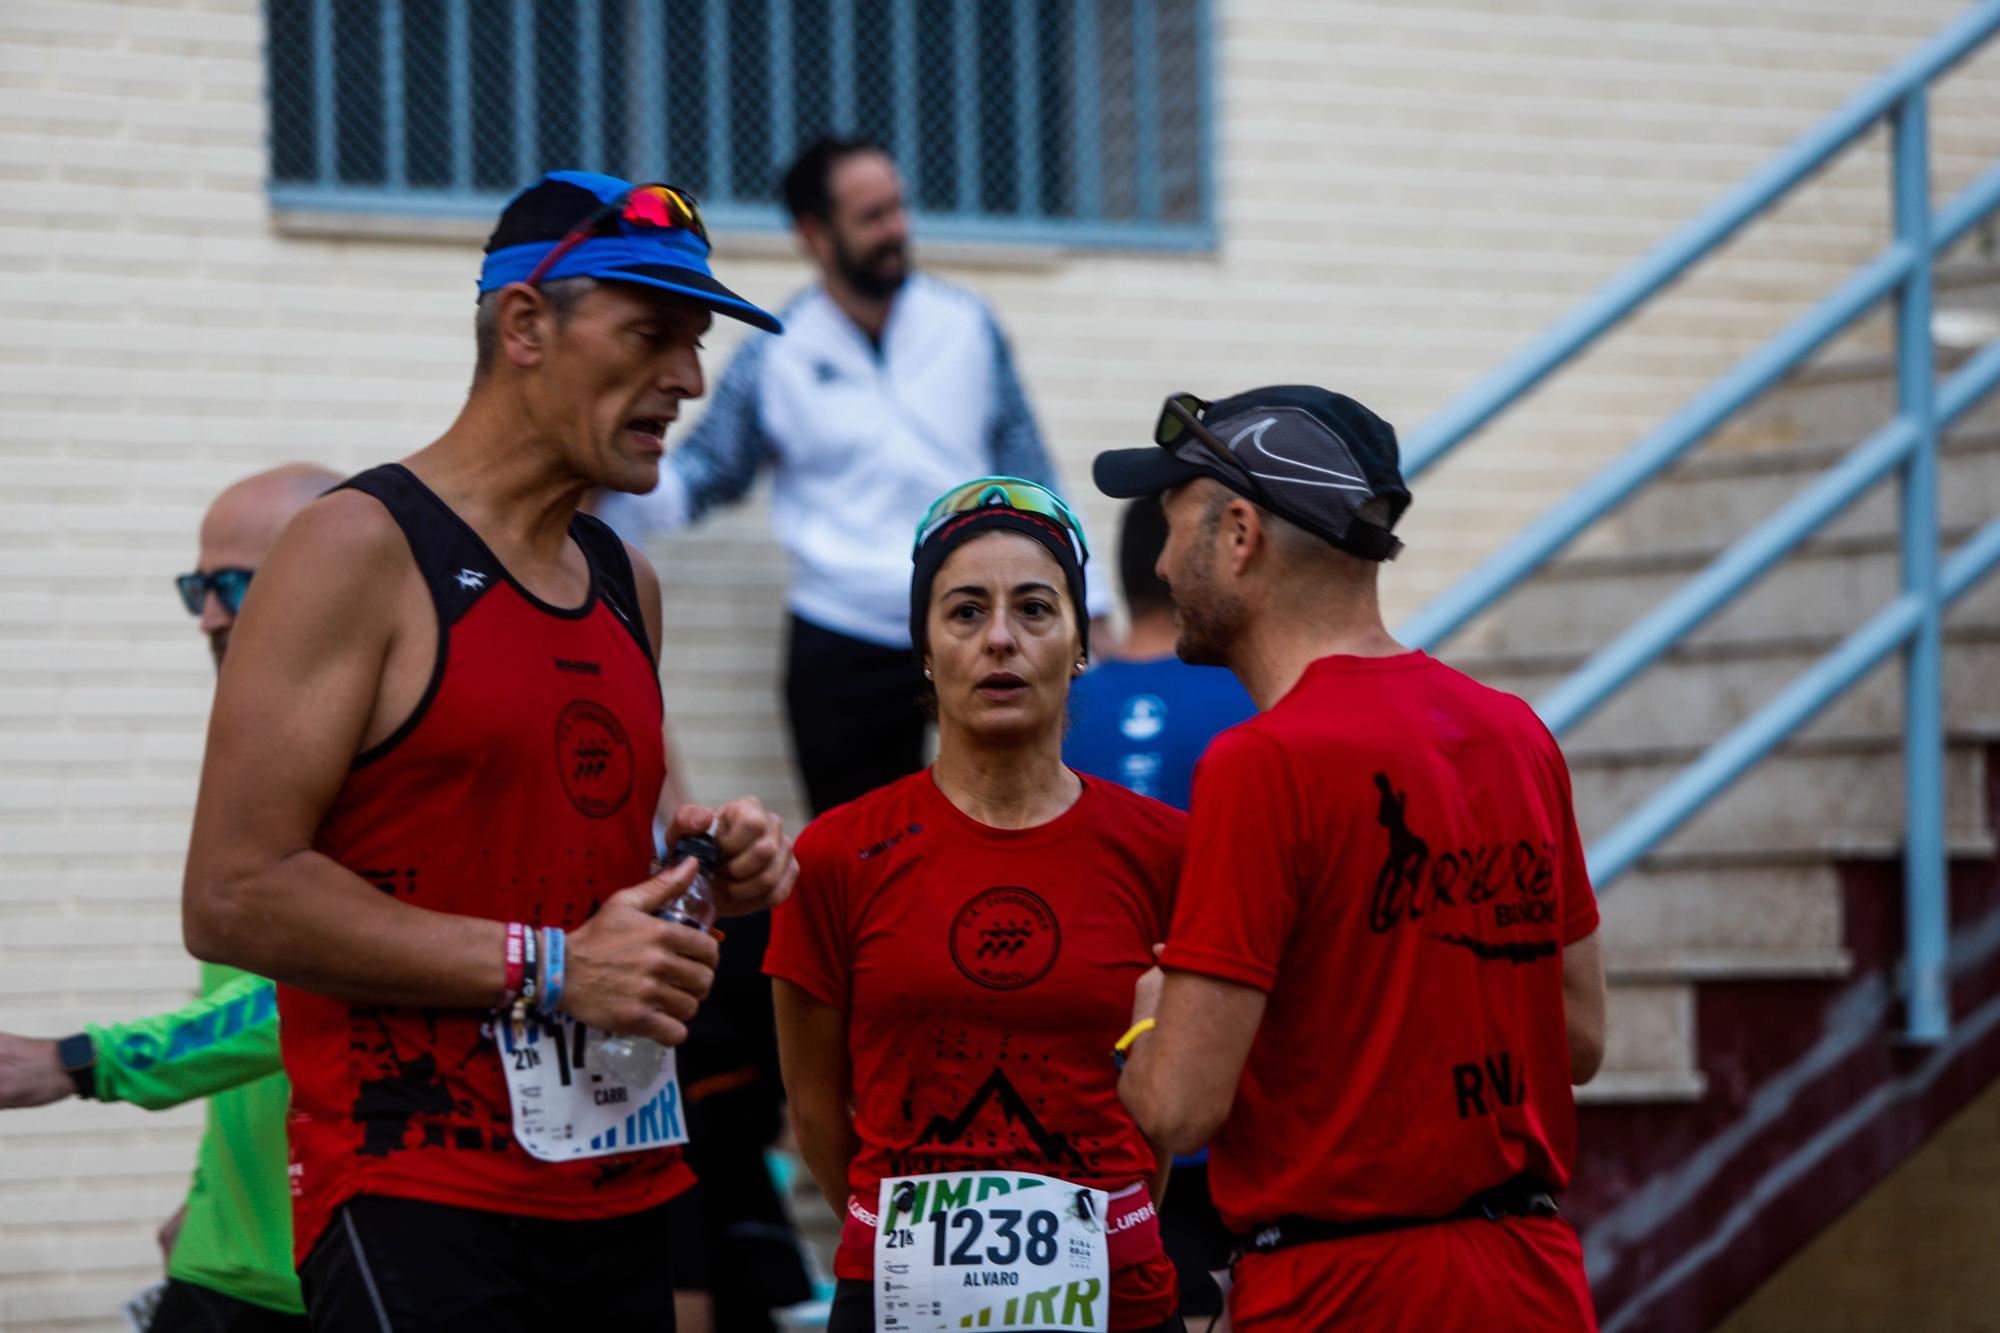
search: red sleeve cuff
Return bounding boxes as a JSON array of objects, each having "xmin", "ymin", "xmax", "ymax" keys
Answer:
[
  {"xmin": 1159, "ymin": 940, "xmax": 1276, "ymax": 993},
  {"xmin": 762, "ymin": 949, "xmax": 846, "ymax": 1011},
  {"xmin": 1561, "ymin": 898, "xmax": 1601, "ymax": 947}
]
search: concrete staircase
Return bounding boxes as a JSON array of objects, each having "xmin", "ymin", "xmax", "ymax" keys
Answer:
[{"xmin": 1435, "ymin": 262, "xmax": 2000, "ymax": 1327}]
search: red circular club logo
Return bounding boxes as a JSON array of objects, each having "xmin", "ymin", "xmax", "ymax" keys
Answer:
[
  {"xmin": 950, "ymin": 887, "xmax": 1061, "ymax": 990},
  {"xmin": 554, "ymin": 700, "xmax": 633, "ymax": 819}
]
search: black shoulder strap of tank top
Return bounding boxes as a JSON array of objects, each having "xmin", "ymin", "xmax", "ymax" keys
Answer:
[
  {"xmin": 335, "ymin": 464, "xmax": 499, "ymax": 630},
  {"xmin": 569, "ymin": 509, "xmax": 656, "ymax": 667}
]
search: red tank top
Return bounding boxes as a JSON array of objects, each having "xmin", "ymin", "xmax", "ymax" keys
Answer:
[{"xmin": 281, "ymin": 464, "xmax": 691, "ymax": 1261}]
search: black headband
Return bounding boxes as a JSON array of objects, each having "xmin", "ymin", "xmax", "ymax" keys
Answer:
[{"xmin": 910, "ymin": 511, "xmax": 1090, "ymax": 664}]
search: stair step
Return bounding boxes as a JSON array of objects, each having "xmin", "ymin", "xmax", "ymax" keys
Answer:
[
  {"xmin": 1450, "ymin": 626, "xmax": 2000, "ymax": 756},
  {"xmin": 1607, "ymin": 947, "xmax": 1851, "ymax": 981},
  {"xmin": 1706, "ymin": 340, "xmax": 2000, "ymax": 459},
  {"xmin": 1459, "ymin": 527, "xmax": 2000, "ymax": 660},
  {"xmin": 1600, "ymin": 981, "xmax": 1697, "ymax": 1080},
  {"xmin": 1607, "ymin": 429, "xmax": 2000, "ymax": 554},
  {"xmin": 1632, "ymin": 829, "xmax": 2000, "ymax": 867},
  {"xmin": 1599, "ymin": 862, "xmax": 1844, "ymax": 960},
  {"xmin": 1566, "ymin": 734, "xmax": 1993, "ymax": 855},
  {"xmin": 1576, "ymin": 1070, "xmax": 1709, "ymax": 1105}
]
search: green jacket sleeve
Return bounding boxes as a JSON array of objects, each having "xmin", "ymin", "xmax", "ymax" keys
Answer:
[{"xmin": 84, "ymin": 973, "xmax": 283, "ymax": 1110}]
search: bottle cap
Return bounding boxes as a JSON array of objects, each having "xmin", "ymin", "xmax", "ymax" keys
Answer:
[{"xmin": 670, "ymin": 833, "xmax": 722, "ymax": 872}]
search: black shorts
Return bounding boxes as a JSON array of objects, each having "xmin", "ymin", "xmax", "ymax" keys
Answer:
[
  {"xmin": 1160, "ymin": 1160, "xmax": 1231, "ymax": 1318},
  {"xmin": 298, "ymin": 1193, "xmax": 682, "ymax": 1332},
  {"xmin": 150, "ymin": 1279, "xmax": 309, "ymax": 1333}
]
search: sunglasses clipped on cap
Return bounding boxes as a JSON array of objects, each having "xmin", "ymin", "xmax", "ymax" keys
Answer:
[
  {"xmin": 913, "ymin": 477, "xmax": 1090, "ymax": 565},
  {"xmin": 1150, "ymin": 391, "xmax": 1404, "ymax": 560},
  {"xmin": 522, "ymin": 182, "xmax": 709, "ymax": 287},
  {"xmin": 1154, "ymin": 392, "xmax": 1270, "ymax": 499},
  {"xmin": 176, "ymin": 567, "xmax": 253, "ymax": 616}
]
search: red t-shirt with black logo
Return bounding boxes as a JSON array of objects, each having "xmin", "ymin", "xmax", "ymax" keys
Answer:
[
  {"xmin": 766, "ymin": 771, "xmax": 1183, "ymax": 1329},
  {"xmin": 1162, "ymin": 653, "xmax": 1598, "ymax": 1324}
]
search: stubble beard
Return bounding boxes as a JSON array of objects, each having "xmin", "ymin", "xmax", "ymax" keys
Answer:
[
  {"xmin": 1171, "ymin": 553, "xmax": 1240, "ymax": 669},
  {"xmin": 835, "ymin": 233, "xmax": 909, "ymax": 300}
]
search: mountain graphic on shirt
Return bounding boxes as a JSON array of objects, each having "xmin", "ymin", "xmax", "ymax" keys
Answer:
[{"xmin": 911, "ymin": 1067, "xmax": 1087, "ymax": 1172}]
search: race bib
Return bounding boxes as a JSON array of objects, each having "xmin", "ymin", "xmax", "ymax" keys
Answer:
[
  {"xmin": 874, "ymin": 1170, "xmax": 1110, "ymax": 1333},
  {"xmin": 495, "ymin": 1011, "xmax": 688, "ymax": 1162}
]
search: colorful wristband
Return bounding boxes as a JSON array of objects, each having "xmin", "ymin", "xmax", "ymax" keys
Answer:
[
  {"xmin": 539, "ymin": 927, "xmax": 566, "ymax": 1017},
  {"xmin": 518, "ymin": 924, "xmax": 539, "ymax": 1010},
  {"xmin": 1111, "ymin": 1017, "xmax": 1157, "ymax": 1071},
  {"xmin": 503, "ymin": 921, "xmax": 525, "ymax": 1003}
]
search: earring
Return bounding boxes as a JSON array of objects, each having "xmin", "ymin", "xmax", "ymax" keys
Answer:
[{"xmin": 924, "ymin": 668, "xmax": 933, "ymax": 680}]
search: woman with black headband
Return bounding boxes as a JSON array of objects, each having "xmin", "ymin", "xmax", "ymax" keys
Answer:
[{"xmin": 767, "ymin": 478, "xmax": 1187, "ymax": 1332}]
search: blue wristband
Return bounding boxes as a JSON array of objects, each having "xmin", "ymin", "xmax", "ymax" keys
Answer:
[{"xmin": 538, "ymin": 927, "xmax": 566, "ymax": 1017}]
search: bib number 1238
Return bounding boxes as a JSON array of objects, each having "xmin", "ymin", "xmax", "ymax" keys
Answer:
[{"xmin": 875, "ymin": 1170, "xmax": 1109, "ymax": 1332}]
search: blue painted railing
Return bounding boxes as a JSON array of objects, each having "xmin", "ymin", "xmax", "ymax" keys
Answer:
[
  {"xmin": 1400, "ymin": 1, "xmax": 2000, "ymax": 1043},
  {"xmin": 263, "ymin": 0, "xmax": 1216, "ymax": 251}
]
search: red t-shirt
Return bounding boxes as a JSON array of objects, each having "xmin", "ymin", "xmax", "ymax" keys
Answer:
[
  {"xmin": 766, "ymin": 770, "xmax": 1183, "ymax": 1329},
  {"xmin": 282, "ymin": 467, "xmax": 692, "ymax": 1262},
  {"xmin": 1162, "ymin": 652, "xmax": 1597, "ymax": 1317}
]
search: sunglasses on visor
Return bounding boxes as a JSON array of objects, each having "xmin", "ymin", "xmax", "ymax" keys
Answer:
[
  {"xmin": 176, "ymin": 567, "xmax": 254, "ymax": 616},
  {"xmin": 913, "ymin": 477, "xmax": 1090, "ymax": 564},
  {"xmin": 522, "ymin": 183, "xmax": 709, "ymax": 288}
]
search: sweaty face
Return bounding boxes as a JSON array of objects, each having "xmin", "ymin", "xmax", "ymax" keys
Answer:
[
  {"xmin": 1158, "ymin": 483, "xmax": 1243, "ymax": 668},
  {"xmin": 535, "ymin": 283, "xmax": 711, "ymax": 494},
  {"xmin": 824, "ymin": 152, "xmax": 911, "ymax": 299},
  {"xmin": 925, "ymin": 532, "xmax": 1081, "ymax": 745}
]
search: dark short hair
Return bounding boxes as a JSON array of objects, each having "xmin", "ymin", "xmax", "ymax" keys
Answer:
[
  {"xmin": 1118, "ymin": 498, "xmax": 1175, "ymax": 618},
  {"xmin": 781, "ymin": 135, "xmax": 893, "ymax": 222}
]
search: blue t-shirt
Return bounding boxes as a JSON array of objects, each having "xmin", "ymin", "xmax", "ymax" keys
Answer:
[{"xmin": 1064, "ymin": 656, "xmax": 1258, "ymax": 812}]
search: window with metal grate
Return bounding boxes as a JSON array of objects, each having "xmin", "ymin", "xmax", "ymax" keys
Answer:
[{"xmin": 263, "ymin": 0, "xmax": 1215, "ymax": 250}]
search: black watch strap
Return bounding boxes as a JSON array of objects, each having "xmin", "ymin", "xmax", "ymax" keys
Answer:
[{"xmin": 57, "ymin": 1032, "xmax": 97, "ymax": 1100}]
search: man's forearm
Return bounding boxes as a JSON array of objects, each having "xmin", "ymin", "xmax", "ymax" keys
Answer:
[
  {"xmin": 186, "ymin": 849, "xmax": 507, "ymax": 1009},
  {"xmin": 89, "ymin": 972, "xmax": 283, "ymax": 1110}
]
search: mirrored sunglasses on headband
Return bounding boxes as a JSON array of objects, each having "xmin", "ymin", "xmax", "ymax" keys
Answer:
[
  {"xmin": 522, "ymin": 182, "xmax": 709, "ymax": 287},
  {"xmin": 912, "ymin": 477, "xmax": 1090, "ymax": 564},
  {"xmin": 176, "ymin": 567, "xmax": 253, "ymax": 616}
]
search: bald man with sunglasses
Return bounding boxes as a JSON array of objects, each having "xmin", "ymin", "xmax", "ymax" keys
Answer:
[
  {"xmin": 0, "ymin": 463, "xmax": 336, "ymax": 1331},
  {"xmin": 180, "ymin": 173, "xmax": 799, "ymax": 1331}
]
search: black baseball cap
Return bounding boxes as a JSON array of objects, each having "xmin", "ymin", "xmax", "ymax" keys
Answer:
[{"xmin": 1093, "ymin": 385, "xmax": 1411, "ymax": 560}]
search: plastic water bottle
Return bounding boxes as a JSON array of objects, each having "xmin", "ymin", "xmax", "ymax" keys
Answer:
[{"xmin": 591, "ymin": 833, "xmax": 722, "ymax": 1087}]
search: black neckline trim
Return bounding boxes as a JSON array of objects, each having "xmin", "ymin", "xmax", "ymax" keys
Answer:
[{"xmin": 385, "ymin": 463, "xmax": 599, "ymax": 620}]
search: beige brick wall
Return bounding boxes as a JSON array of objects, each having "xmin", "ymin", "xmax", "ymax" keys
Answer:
[{"xmin": 2, "ymin": 1, "xmax": 1998, "ymax": 1325}]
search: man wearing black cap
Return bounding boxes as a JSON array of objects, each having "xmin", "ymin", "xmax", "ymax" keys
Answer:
[
  {"xmin": 1098, "ymin": 388, "xmax": 1606, "ymax": 1329},
  {"xmin": 182, "ymin": 172, "xmax": 798, "ymax": 1329}
]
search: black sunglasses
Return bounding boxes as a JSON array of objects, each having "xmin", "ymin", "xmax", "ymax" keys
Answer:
[
  {"xmin": 1152, "ymin": 392, "xmax": 1404, "ymax": 560},
  {"xmin": 1154, "ymin": 393, "xmax": 1270, "ymax": 501},
  {"xmin": 176, "ymin": 567, "xmax": 254, "ymax": 616}
]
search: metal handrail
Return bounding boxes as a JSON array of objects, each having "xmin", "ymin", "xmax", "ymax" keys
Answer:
[{"xmin": 1398, "ymin": 3, "xmax": 2000, "ymax": 1043}]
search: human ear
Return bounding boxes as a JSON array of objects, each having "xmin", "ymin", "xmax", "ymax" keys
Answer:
[{"xmin": 498, "ymin": 284, "xmax": 550, "ymax": 369}]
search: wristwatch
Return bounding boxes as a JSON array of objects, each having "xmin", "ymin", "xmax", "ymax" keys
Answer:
[{"xmin": 57, "ymin": 1032, "xmax": 98, "ymax": 1100}]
